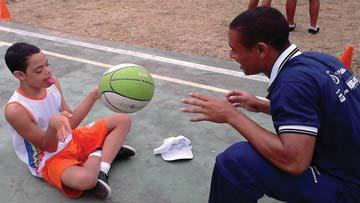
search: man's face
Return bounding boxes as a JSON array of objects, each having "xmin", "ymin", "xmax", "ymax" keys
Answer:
[
  {"xmin": 228, "ymin": 29, "xmax": 261, "ymax": 75},
  {"xmin": 21, "ymin": 52, "xmax": 53, "ymax": 88}
]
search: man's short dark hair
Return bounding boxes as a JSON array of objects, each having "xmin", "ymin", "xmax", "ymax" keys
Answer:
[
  {"xmin": 5, "ymin": 42, "xmax": 41, "ymax": 73},
  {"xmin": 230, "ymin": 7, "xmax": 290, "ymax": 52}
]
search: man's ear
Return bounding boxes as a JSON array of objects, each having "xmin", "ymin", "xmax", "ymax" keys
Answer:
[
  {"xmin": 256, "ymin": 42, "xmax": 269, "ymax": 59},
  {"xmin": 13, "ymin": 71, "xmax": 26, "ymax": 81}
]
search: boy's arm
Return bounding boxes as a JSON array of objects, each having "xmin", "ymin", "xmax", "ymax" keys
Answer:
[
  {"xmin": 54, "ymin": 78, "xmax": 99, "ymax": 129},
  {"xmin": 4, "ymin": 103, "xmax": 70, "ymax": 152}
]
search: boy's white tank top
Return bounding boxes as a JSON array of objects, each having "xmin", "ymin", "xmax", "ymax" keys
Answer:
[{"xmin": 6, "ymin": 85, "xmax": 73, "ymax": 177}]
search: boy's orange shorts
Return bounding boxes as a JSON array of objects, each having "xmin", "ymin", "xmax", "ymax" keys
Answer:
[{"xmin": 42, "ymin": 119, "xmax": 108, "ymax": 198}]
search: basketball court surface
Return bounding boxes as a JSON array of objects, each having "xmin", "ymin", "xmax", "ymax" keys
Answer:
[{"xmin": 0, "ymin": 21, "xmax": 281, "ymax": 203}]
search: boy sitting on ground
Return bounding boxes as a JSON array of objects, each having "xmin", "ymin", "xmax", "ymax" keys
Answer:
[{"xmin": 4, "ymin": 42, "xmax": 135, "ymax": 199}]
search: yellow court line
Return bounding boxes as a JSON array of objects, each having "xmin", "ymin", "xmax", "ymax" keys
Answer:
[
  {"xmin": 0, "ymin": 41, "xmax": 267, "ymax": 100},
  {"xmin": 41, "ymin": 50, "xmax": 230, "ymax": 94},
  {"xmin": 0, "ymin": 41, "xmax": 11, "ymax": 46}
]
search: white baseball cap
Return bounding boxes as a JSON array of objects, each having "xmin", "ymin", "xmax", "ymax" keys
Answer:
[{"xmin": 154, "ymin": 135, "xmax": 193, "ymax": 161}]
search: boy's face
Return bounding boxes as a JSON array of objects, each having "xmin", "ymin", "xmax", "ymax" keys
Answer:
[{"xmin": 16, "ymin": 52, "xmax": 53, "ymax": 88}]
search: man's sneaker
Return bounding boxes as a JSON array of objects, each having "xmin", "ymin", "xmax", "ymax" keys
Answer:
[
  {"xmin": 91, "ymin": 171, "xmax": 111, "ymax": 199},
  {"xmin": 115, "ymin": 145, "xmax": 136, "ymax": 160}
]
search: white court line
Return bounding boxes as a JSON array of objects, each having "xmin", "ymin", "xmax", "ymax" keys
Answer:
[
  {"xmin": 0, "ymin": 41, "xmax": 268, "ymax": 100},
  {"xmin": 0, "ymin": 26, "xmax": 269, "ymax": 83}
]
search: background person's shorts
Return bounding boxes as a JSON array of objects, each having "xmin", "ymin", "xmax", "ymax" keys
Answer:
[{"xmin": 42, "ymin": 119, "xmax": 108, "ymax": 198}]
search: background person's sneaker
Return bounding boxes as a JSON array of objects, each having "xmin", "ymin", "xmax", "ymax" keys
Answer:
[
  {"xmin": 115, "ymin": 145, "xmax": 136, "ymax": 160},
  {"xmin": 289, "ymin": 24, "xmax": 296, "ymax": 32},
  {"xmin": 308, "ymin": 25, "xmax": 320, "ymax": 34},
  {"xmin": 91, "ymin": 171, "xmax": 111, "ymax": 199}
]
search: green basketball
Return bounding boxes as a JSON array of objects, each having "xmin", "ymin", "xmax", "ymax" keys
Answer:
[{"xmin": 99, "ymin": 63, "xmax": 155, "ymax": 113}]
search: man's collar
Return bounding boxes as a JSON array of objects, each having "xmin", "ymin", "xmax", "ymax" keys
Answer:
[{"xmin": 267, "ymin": 44, "xmax": 302, "ymax": 90}]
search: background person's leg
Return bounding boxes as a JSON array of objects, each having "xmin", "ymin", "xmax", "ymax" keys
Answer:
[
  {"xmin": 286, "ymin": 0, "xmax": 297, "ymax": 31},
  {"xmin": 248, "ymin": 0, "xmax": 259, "ymax": 9},
  {"xmin": 208, "ymin": 141, "xmax": 340, "ymax": 203},
  {"xmin": 261, "ymin": 0, "xmax": 272, "ymax": 7},
  {"xmin": 309, "ymin": 0, "xmax": 320, "ymax": 27}
]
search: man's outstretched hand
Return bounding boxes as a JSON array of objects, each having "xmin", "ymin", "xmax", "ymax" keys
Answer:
[{"xmin": 182, "ymin": 92, "xmax": 240, "ymax": 123}]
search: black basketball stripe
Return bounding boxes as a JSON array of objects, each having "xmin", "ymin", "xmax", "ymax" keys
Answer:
[
  {"xmin": 109, "ymin": 70, "xmax": 116, "ymax": 92},
  {"xmin": 101, "ymin": 91, "xmax": 150, "ymax": 101},
  {"xmin": 110, "ymin": 78, "xmax": 154, "ymax": 86},
  {"xmin": 103, "ymin": 93, "xmax": 123, "ymax": 112},
  {"xmin": 103, "ymin": 71, "xmax": 112, "ymax": 76}
]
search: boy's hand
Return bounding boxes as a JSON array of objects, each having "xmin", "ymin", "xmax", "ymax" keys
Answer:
[{"xmin": 49, "ymin": 111, "xmax": 72, "ymax": 142}]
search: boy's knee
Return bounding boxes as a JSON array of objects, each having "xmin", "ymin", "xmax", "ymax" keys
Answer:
[
  {"xmin": 71, "ymin": 171, "xmax": 98, "ymax": 190},
  {"xmin": 106, "ymin": 113, "xmax": 132, "ymax": 133},
  {"xmin": 115, "ymin": 113, "xmax": 132, "ymax": 129}
]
